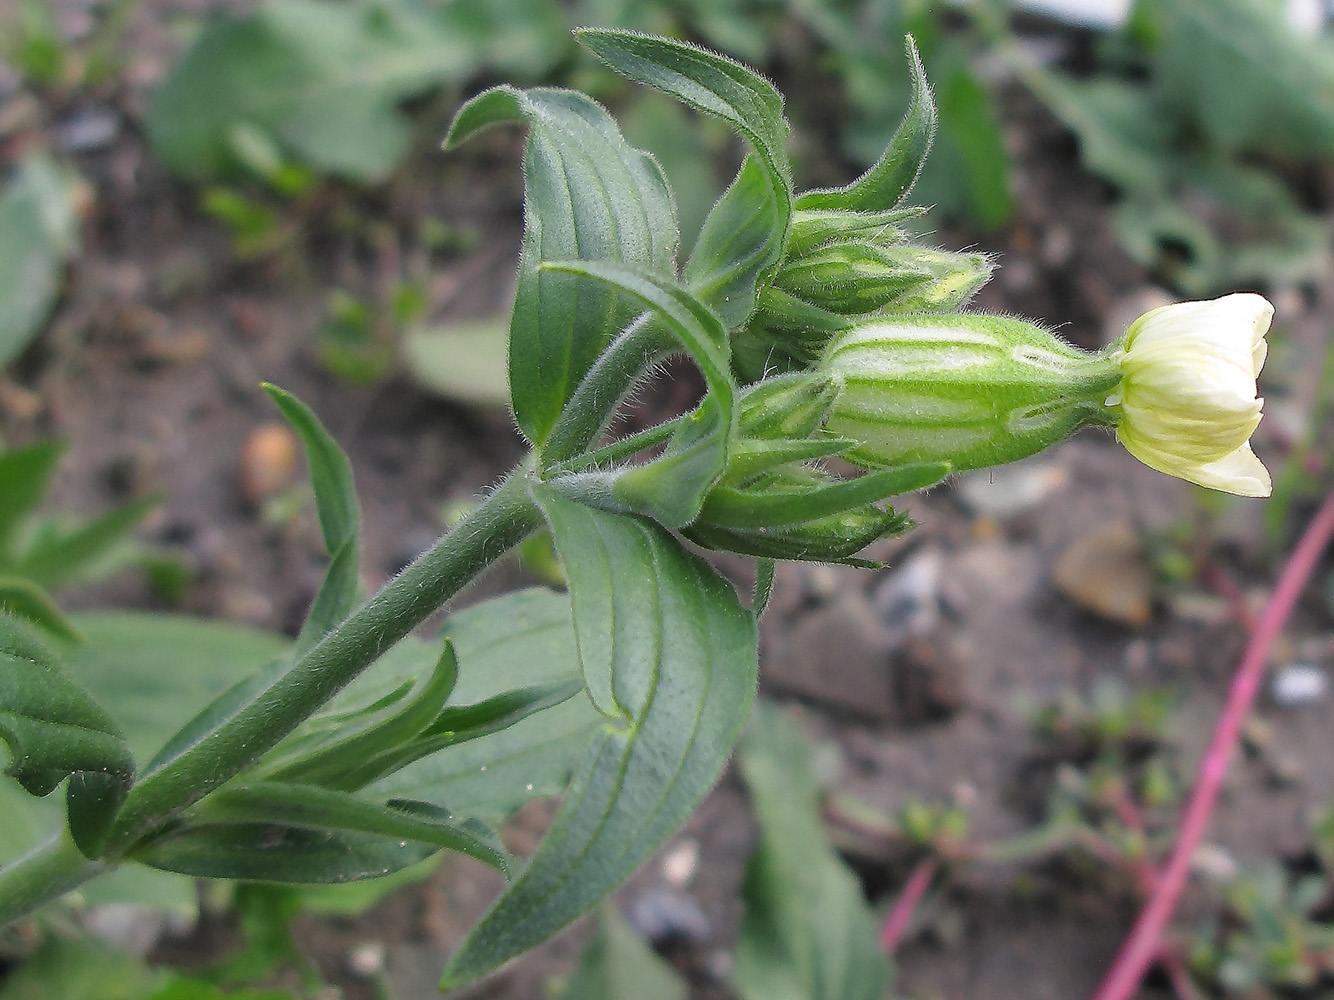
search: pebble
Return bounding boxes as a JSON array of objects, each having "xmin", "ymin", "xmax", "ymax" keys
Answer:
[
  {"xmin": 1052, "ymin": 522, "xmax": 1152, "ymax": 627},
  {"xmin": 58, "ymin": 108, "xmax": 120, "ymax": 151},
  {"xmin": 1270, "ymin": 663, "xmax": 1328, "ymax": 708},
  {"xmin": 626, "ymin": 889, "xmax": 710, "ymax": 947},
  {"xmin": 955, "ymin": 460, "xmax": 1069, "ymax": 519},
  {"xmin": 238, "ymin": 423, "xmax": 300, "ymax": 504},
  {"xmin": 873, "ymin": 546, "xmax": 943, "ymax": 636},
  {"xmin": 348, "ymin": 940, "xmax": 386, "ymax": 977},
  {"xmin": 660, "ymin": 839, "xmax": 700, "ymax": 887}
]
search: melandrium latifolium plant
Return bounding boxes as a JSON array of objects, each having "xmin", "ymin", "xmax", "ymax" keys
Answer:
[{"xmin": 0, "ymin": 29, "xmax": 1273, "ymax": 987}]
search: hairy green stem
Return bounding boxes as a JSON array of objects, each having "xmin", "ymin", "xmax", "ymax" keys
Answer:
[
  {"xmin": 0, "ymin": 463, "xmax": 543, "ymax": 925},
  {"xmin": 0, "ymin": 830, "xmax": 106, "ymax": 927}
]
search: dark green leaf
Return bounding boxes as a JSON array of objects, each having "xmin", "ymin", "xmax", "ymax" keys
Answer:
[
  {"xmin": 133, "ymin": 819, "xmax": 441, "ymax": 884},
  {"xmin": 368, "ymin": 589, "xmax": 598, "ymax": 823},
  {"xmin": 0, "ymin": 155, "xmax": 80, "ymax": 368},
  {"xmin": 11, "ymin": 494, "xmax": 158, "ymax": 591},
  {"xmin": 0, "ymin": 439, "xmax": 64, "ymax": 556},
  {"xmin": 446, "ymin": 85, "xmax": 678, "ymax": 447},
  {"xmin": 177, "ymin": 781, "xmax": 508, "ymax": 874},
  {"xmin": 796, "ymin": 36, "xmax": 935, "ymax": 212},
  {"xmin": 0, "ymin": 612, "xmax": 133, "ymax": 798},
  {"xmin": 734, "ymin": 702, "xmax": 887, "ymax": 1000},
  {"xmin": 441, "ymin": 493, "xmax": 758, "ymax": 988},
  {"xmin": 0, "ymin": 576, "xmax": 80, "ymax": 642},
  {"xmin": 556, "ymin": 909, "xmax": 688, "ymax": 1000},
  {"xmin": 262, "ymin": 639, "xmax": 458, "ymax": 788}
]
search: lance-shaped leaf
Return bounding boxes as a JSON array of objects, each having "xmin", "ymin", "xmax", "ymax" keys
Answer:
[
  {"xmin": 539, "ymin": 260, "xmax": 736, "ymax": 527},
  {"xmin": 10, "ymin": 494, "xmax": 159, "ymax": 592},
  {"xmin": 446, "ymin": 85, "xmax": 678, "ymax": 447},
  {"xmin": 135, "ymin": 782, "xmax": 506, "ymax": 882},
  {"xmin": 0, "ymin": 576, "xmax": 80, "ymax": 642},
  {"xmin": 796, "ymin": 36, "xmax": 935, "ymax": 213},
  {"xmin": 580, "ymin": 29, "xmax": 794, "ymax": 335},
  {"xmin": 699, "ymin": 461, "xmax": 948, "ymax": 529},
  {"xmin": 734, "ymin": 702, "xmax": 887, "ymax": 1000},
  {"xmin": 263, "ymin": 384, "xmax": 362, "ymax": 654},
  {"xmin": 441, "ymin": 491, "xmax": 758, "ymax": 987},
  {"xmin": 0, "ymin": 440, "xmax": 64, "ymax": 557}
]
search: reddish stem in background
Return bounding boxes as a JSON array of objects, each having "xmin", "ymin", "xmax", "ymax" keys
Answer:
[
  {"xmin": 880, "ymin": 858, "xmax": 938, "ymax": 953},
  {"xmin": 1091, "ymin": 490, "xmax": 1334, "ymax": 1000}
]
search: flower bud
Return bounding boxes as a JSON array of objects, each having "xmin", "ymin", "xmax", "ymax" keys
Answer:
[
  {"xmin": 1106, "ymin": 293, "xmax": 1272, "ymax": 497},
  {"xmin": 774, "ymin": 241, "xmax": 931, "ymax": 316},
  {"xmin": 821, "ymin": 314, "xmax": 1121, "ymax": 472}
]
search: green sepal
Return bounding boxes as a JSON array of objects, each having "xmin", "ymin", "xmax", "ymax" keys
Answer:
[
  {"xmin": 719, "ymin": 437, "xmax": 855, "ymax": 488},
  {"xmin": 795, "ymin": 35, "xmax": 935, "ymax": 212},
  {"xmin": 684, "ymin": 509, "xmax": 906, "ymax": 567},
  {"xmin": 784, "ymin": 206, "xmax": 923, "ymax": 258}
]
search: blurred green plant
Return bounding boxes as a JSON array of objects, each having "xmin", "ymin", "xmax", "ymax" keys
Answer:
[
  {"xmin": 0, "ymin": 440, "xmax": 176, "ymax": 641},
  {"xmin": 0, "ymin": 154, "xmax": 83, "ymax": 369},
  {"xmin": 1001, "ymin": 0, "xmax": 1334, "ymax": 294}
]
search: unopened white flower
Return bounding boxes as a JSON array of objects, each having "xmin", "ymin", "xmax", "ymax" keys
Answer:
[{"xmin": 1107, "ymin": 293, "xmax": 1273, "ymax": 497}]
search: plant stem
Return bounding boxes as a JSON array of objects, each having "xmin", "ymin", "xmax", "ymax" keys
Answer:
[
  {"xmin": 879, "ymin": 857, "xmax": 937, "ymax": 953},
  {"xmin": 1091, "ymin": 487, "xmax": 1334, "ymax": 1000},
  {"xmin": 0, "ymin": 463, "xmax": 544, "ymax": 925},
  {"xmin": 0, "ymin": 830, "xmax": 105, "ymax": 927}
]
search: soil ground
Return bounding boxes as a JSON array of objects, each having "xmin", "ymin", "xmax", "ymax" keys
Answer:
[{"xmin": 4, "ymin": 3, "xmax": 1334, "ymax": 999}]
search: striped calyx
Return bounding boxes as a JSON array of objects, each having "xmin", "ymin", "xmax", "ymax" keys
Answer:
[{"xmin": 821, "ymin": 314, "xmax": 1121, "ymax": 473}]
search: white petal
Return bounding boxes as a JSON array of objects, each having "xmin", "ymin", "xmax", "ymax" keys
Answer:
[{"xmin": 1182, "ymin": 443, "xmax": 1272, "ymax": 497}]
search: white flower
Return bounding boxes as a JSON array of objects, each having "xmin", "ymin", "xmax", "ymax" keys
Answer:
[{"xmin": 1108, "ymin": 293, "xmax": 1273, "ymax": 497}]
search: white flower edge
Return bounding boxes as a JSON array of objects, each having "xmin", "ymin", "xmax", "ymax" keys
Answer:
[{"xmin": 1111, "ymin": 293, "xmax": 1274, "ymax": 498}]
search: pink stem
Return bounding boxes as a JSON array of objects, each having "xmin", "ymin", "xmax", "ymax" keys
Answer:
[
  {"xmin": 1091, "ymin": 489, "xmax": 1334, "ymax": 1000},
  {"xmin": 880, "ymin": 858, "xmax": 938, "ymax": 953}
]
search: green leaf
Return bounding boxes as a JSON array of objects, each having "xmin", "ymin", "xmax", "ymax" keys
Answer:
[
  {"xmin": 146, "ymin": 0, "xmax": 539, "ymax": 182},
  {"xmin": 579, "ymin": 27, "xmax": 794, "ymax": 328},
  {"xmin": 11, "ymin": 494, "xmax": 158, "ymax": 591},
  {"xmin": 155, "ymin": 781, "xmax": 509, "ymax": 876},
  {"xmin": 539, "ymin": 260, "xmax": 736, "ymax": 527},
  {"xmin": 441, "ymin": 493, "xmax": 758, "ymax": 988},
  {"xmin": 577, "ymin": 28, "xmax": 792, "ymax": 217},
  {"xmin": 64, "ymin": 612, "xmax": 290, "ymax": 763},
  {"xmin": 733, "ymin": 702, "xmax": 887, "ymax": 1000},
  {"xmin": 0, "ymin": 154, "xmax": 80, "ymax": 368},
  {"xmin": 686, "ymin": 154, "xmax": 785, "ymax": 332},
  {"xmin": 1146, "ymin": 0, "xmax": 1334, "ymax": 159},
  {"xmin": 0, "ymin": 576, "xmax": 81, "ymax": 642},
  {"xmin": 0, "ymin": 439, "xmax": 64, "ymax": 557},
  {"xmin": 132, "ymin": 818, "xmax": 441, "ymax": 884},
  {"xmin": 0, "ymin": 612, "xmax": 133, "ymax": 798},
  {"xmin": 796, "ymin": 36, "xmax": 935, "ymax": 212},
  {"xmin": 556, "ymin": 909, "xmax": 688, "ymax": 1000},
  {"xmin": 264, "ymin": 384, "xmax": 361, "ymax": 652},
  {"xmin": 368, "ymin": 589, "xmax": 598, "ymax": 823},
  {"xmin": 446, "ymin": 84, "xmax": 678, "ymax": 447},
  {"xmin": 400, "ymin": 316, "xmax": 512, "ymax": 408},
  {"xmin": 262, "ymin": 384, "xmax": 358, "ymax": 555},
  {"xmin": 261, "ymin": 639, "xmax": 458, "ymax": 788},
  {"xmin": 0, "ymin": 936, "xmax": 166, "ymax": 1000}
]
